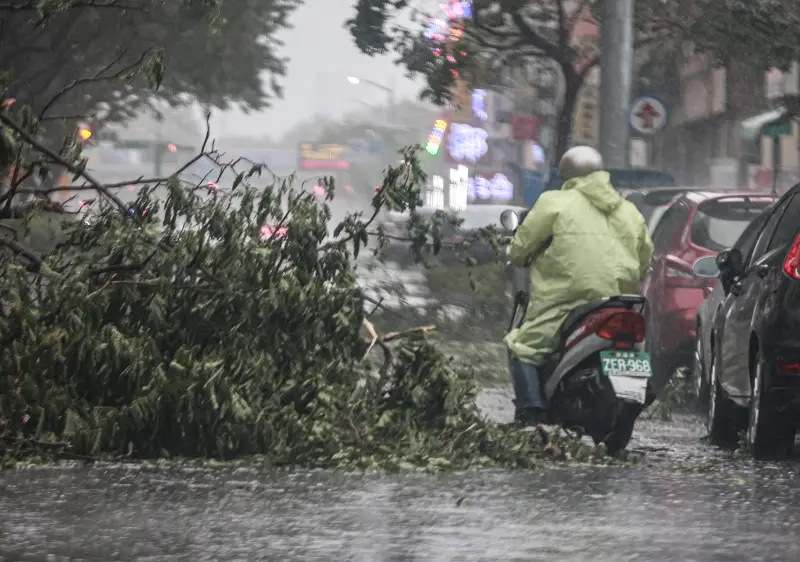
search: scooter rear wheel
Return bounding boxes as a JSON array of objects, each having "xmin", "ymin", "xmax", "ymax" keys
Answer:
[
  {"xmin": 604, "ymin": 401, "xmax": 644, "ymax": 455},
  {"xmin": 585, "ymin": 374, "xmax": 620, "ymax": 447},
  {"xmin": 553, "ymin": 363, "xmax": 619, "ymax": 445}
]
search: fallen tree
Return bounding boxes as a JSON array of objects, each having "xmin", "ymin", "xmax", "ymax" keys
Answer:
[{"xmin": 0, "ymin": 104, "xmax": 609, "ymax": 468}]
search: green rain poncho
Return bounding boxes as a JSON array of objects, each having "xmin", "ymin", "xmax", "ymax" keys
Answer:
[{"xmin": 504, "ymin": 171, "xmax": 654, "ymax": 365}]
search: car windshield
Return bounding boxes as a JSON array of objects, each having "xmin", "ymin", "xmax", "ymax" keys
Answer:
[{"xmin": 691, "ymin": 199, "xmax": 772, "ymax": 251}]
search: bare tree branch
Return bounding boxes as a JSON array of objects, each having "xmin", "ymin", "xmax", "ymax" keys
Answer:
[
  {"xmin": 38, "ymin": 47, "xmax": 153, "ymax": 119},
  {"xmin": 555, "ymin": 0, "xmax": 568, "ymax": 51},
  {"xmin": 567, "ymin": 0, "xmax": 596, "ymax": 32},
  {"xmin": 0, "ymin": 237, "xmax": 42, "ymax": 269},
  {"xmin": 510, "ymin": 12, "xmax": 561, "ymax": 62},
  {"xmin": 0, "ymin": 0, "xmax": 144, "ymax": 12},
  {"xmin": 580, "ymin": 30, "xmax": 674, "ymax": 77},
  {"xmin": 0, "ymin": 111, "xmax": 131, "ymax": 214}
]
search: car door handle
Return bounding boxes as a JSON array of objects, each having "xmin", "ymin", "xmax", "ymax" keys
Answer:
[
  {"xmin": 755, "ymin": 264, "xmax": 769, "ymax": 278},
  {"xmin": 731, "ymin": 281, "xmax": 744, "ymax": 296}
]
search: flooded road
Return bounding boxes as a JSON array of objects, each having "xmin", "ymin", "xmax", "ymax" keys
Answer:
[{"xmin": 1, "ymin": 402, "xmax": 799, "ymax": 561}]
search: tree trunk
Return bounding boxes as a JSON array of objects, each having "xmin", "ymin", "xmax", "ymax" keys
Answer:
[{"xmin": 553, "ymin": 70, "xmax": 583, "ymax": 164}]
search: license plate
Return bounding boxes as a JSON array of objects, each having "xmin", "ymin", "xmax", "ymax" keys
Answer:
[
  {"xmin": 607, "ymin": 375, "xmax": 648, "ymax": 404},
  {"xmin": 600, "ymin": 351, "xmax": 651, "ymax": 404},
  {"xmin": 600, "ymin": 351, "xmax": 652, "ymax": 378}
]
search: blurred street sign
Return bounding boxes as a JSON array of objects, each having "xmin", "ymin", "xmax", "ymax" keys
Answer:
[
  {"xmin": 762, "ymin": 121, "xmax": 792, "ymax": 137},
  {"xmin": 346, "ymin": 138, "xmax": 383, "ymax": 156},
  {"xmin": 298, "ymin": 143, "xmax": 350, "ymax": 170},
  {"xmin": 629, "ymin": 96, "xmax": 668, "ymax": 135}
]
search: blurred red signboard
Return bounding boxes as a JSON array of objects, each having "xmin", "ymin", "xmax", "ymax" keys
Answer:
[
  {"xmin": 298, "ymin": 142, "xmax": 350, "ymax": 170},
  {"xmin": 511, "ymin": 114, "xmax": 541, "ymax": 140}
]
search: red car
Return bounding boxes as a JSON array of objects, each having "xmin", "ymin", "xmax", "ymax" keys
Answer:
[{"xmin": 641, "ymin": 192, "xmax": 776, "ymax": 390}]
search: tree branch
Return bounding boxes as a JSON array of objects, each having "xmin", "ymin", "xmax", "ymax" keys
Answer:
[
  {"xmin": 567, "ymin": 0, "xmax": 596, "ymax": 32},
  {"xmin": 510, "ymin": 11, "xmax": 562, "ymax": 62},
  {"xmin": 580, "ymin": 30, "xmax": 673, "ymax": 77},
  {"xmin": 555, "ymin": 0, "xmax": 568, "ymax": 51},
  {"xmin": 0, "ymin": 0, "xmax": 144, "ymax": 12},
  {"xmin": 38, "ymin": 47, "xmax": 153, "ymax": 119},
  {"xmin": 0, "ymin": 237, "xmax": 43, "ymax": 269},
  {"xmin": 0, "ymin": 111, "xmax": 132, "ymax": 215}
]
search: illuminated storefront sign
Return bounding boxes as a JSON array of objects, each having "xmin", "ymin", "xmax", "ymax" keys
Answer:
[
  {"xmin": 449, "ymin": 165, "xmax": 468, "ymax": 211},
  {"xmin": 298, "ymin": 143, "xmax": 349, "ymax": 170},
  {"xmin": 460, "ymin": 172, "xmax": 515, "ymax": 201},
  {"xmin": 443, "ymin": 0, "xmax": 472, "ymax": 19},
  {"xmin": 426, "ymin": 119, "xmax": 448, "ymax": 155},
  {"xmin": 426, "ymin": 175, "xmax": 445, "ymax": 210},
  {"xmin": 423, "ymin": 1, "xmax": 472, "ymax": 51},
  {"xmin": 424, "ymin": 18, "xmax": 449, "ymax": 40},
  {"xmin": 472, "ymin": 89, "xmax": 488, "ymax": 121},
  {"xmin": 448, "ymin": 123, "xmax": 488, "ymax": 162}
]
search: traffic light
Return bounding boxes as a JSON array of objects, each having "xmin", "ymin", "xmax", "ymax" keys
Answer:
[{"xmin": 77, "ymin": 126, "xmax": 92, "ymax": 141}]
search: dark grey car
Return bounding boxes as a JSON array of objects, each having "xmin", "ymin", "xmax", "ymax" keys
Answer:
[{"xmin": 692, "ymin": 207, "xmax": 773, "ymax": 406}]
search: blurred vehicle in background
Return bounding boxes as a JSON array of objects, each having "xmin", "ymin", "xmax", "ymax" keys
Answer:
[
  {"xmin": 698, "ymin": 183, "xmax": 800, "ymax": 459},
  {"xmin": 693, "ymin": 207, "xmax": 772, "ymax": 412},
  {"xmin": 546, "ymin": 168, "xmax": 676, "ymax": 192},
  {"xmin": 621, "ymin": 187, "xmax": 696, "ymax": 232},
  {"xmin": 641, "ymin": 192, "xmax": 776, "ymax": 392},
  {"xmin": 378, "ymin": 204, "xmax": 526, "ymax": 267}
]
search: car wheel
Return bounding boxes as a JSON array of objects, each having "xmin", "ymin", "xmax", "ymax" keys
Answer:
[
  {"xmin": 707, "ymin": 351, "xmax": 741, "ymax": 447},
  {"xmin": 747, "ymin": 352, "xmax": 795, "ymax": 460},
  {"xmin": 693, "ymin": 328, "xmax": 709, "ymax": 407}
]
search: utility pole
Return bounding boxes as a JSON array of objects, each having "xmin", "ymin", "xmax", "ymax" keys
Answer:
[{"xmin": 599, "ymin": 0, "xmax": 634, "ymax": 168}]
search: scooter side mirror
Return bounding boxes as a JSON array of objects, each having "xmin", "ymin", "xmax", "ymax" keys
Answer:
[{"xmin": 500, "ymin": 209, "xmax": 520, "ymax": 233}]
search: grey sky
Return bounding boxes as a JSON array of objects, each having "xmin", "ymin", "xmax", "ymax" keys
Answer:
[{"xmin": 211, "ymin": 0, "xmax": 438, "ymax": 139}]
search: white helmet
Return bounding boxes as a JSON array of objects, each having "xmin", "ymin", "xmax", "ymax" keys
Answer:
[{"xmin": 558, "ymin": 146, "xmax": 604, "ymax": 181}]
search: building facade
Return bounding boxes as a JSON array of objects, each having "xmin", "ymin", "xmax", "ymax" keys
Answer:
[{"xmin": 653, "ymin": 54, "xmax": 772, "ymax": 189}]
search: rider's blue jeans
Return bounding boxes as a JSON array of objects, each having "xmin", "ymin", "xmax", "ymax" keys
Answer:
[{"xmin": 509, "ymin": 353, "xmax": 546, "ymax": 411}]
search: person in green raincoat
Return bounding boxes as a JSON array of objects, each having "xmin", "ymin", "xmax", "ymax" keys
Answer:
[{"xmin": 505, "ymin": 146, "xmax": 654, "ymax": 425}]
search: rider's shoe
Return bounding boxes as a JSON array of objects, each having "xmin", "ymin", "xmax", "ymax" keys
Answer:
[{"xmin": 517, "ymin": 407, "xmax": 546, "ymax": 427}]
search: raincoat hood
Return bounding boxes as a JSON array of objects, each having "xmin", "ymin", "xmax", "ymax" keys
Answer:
[{"xmin": 561, "ymin": 171, "xmax": 622, "ymax": 214}]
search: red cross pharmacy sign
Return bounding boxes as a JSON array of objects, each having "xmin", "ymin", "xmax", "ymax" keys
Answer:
[{"xmin": 629, "ymin": 96, "xmax": 668, "ymax": 135}]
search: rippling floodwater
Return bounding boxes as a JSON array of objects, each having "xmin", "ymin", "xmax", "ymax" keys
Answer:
[{"xmin": 1, "ymin": 410, "xmax": 799, "ymax": 562}]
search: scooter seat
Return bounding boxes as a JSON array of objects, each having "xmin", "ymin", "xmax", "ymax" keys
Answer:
[
  {"xmin": 558, "ymin": 294, "xmax": 645, "ymax": 343},
  {"xmin": 559, "ymin": 297, "xmax": 612, "ymax": 339}
]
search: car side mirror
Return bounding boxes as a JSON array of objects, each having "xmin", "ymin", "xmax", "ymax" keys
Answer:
[
  {"xmin": 692, "ymin": 256, "xmax": 720, "ymax": 278},
  {"xmin": 716, "ymin": 248, "xmax": 743, "ymax": 294},
  {"xmin": 500, "ymin": 209, "xmax": 520, "ymax": 233}
]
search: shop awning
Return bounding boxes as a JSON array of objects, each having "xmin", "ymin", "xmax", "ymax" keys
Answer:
[{"xmin": 740, "ymin": 108, "xmax": 790, "ymax": 141}]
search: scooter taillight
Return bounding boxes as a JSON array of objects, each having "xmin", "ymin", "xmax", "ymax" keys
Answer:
[{"xmin": 597, "ymin": 311, "xmax": 645, "ymax": 347}]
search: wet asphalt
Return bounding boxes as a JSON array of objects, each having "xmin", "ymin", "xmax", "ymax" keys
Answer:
[
  {"xmin": 8, "ymin": 192, "xmax": 800, "ymax": 560},
  {"xmin": 1, "ymin": 391, "xmax": 799, "ymax": 562}
]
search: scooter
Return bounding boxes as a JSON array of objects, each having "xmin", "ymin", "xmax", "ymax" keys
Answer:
[{"xmin": 501, "ymin": 209, "xmax": 652, "ymax": 454}]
